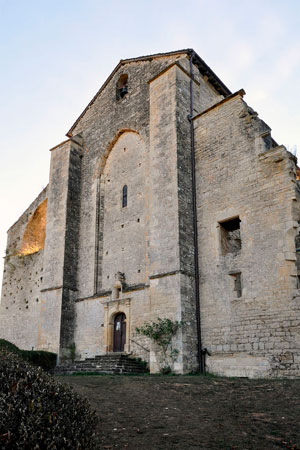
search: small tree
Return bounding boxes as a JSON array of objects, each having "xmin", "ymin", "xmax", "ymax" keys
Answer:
[{"xmin": 136, "ymin": 318, "xmax": 183, "ymax": 373}]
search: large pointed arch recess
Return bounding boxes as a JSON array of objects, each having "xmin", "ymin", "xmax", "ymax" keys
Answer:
[
  {"xmin": 99, "ymin": 129, "xmax": 140, "ymax": 176},
  {"xmin": 21, "ymin": 199, "xmax": 48, "ymax": 255}
]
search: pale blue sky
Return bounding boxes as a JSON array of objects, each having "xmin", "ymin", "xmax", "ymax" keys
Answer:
[{"xmin": 0, "ymin": 0, "xmax": 299, "ymax": 287}]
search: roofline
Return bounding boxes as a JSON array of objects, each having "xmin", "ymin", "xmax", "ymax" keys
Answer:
[
  {"xmin": 190, "ymin": 49, "xmax": 232, "ymax": 97},
  {"xmin": 7, "ymin": 185, "xmax": 48, "ymax": 233},
  {"xmin": 66, "ymin": 48, "xmax": 232, "ymax": 137},
  {"xmin": 147, "ymin": 60, "xmax": 201, "ymax": 85},
  {"xmin": 49, "ymin": 138, "xmax": 70, "ymax": 152},
  {"xmin": 192, "ymin": 89, "xmax": 246, "ymax": 121},
  {"xmin": 119, "ymin": 48, "xmax": 192, "ymax": 63}
]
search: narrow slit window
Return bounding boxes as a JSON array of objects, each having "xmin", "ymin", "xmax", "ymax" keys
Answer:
[
  {"xmin": 122, "ymin": 185, "xmax": 128, "ymax": 208},
  {"xmin": 234, "ymin": 273, "xmax": 242, "ymax": 298},
  {"xmin": 229, "ymin": 272, "xmax": 242, "ymax": 298},
  {"xmin": 295, "ymin": 225, "xmax": 300, "ymax": 287}
]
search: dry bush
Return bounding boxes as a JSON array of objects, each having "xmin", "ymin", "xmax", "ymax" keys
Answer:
[{"xmin": 0, "ymin": 348, "xmax": 97, "ymax": 449}]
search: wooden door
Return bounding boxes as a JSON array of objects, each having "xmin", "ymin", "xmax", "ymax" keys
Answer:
[{"xmin": 113, "ymin": 313, "xmax": 126, "ymax": 352}]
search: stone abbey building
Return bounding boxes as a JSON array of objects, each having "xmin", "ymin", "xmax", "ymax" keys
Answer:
[{"xmin": 1, "ymin": 49, "xmax": 300, "ymax": 377}]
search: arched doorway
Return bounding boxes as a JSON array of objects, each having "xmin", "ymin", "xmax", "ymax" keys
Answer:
[{"xmin": 113, "ymin": 313, "xmax": 126, "ymax": 352}]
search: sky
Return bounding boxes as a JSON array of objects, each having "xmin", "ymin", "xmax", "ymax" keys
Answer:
[{"xmin": 0, "ymin": 0, "xmax": 299, "ymax": 289}]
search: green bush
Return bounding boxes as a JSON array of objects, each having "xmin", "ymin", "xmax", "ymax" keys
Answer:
[
  {"xmin": 0, "ymin": 339, "xmax": 57, "ymax": 371},
  {"xmin": 0, "ymin": 339, "xmax": 19, "ymax": 353},
  {"xmin": 20, "ymin": 350, "xmax": 57, "ymax": 371},
  {"xmin": 0, "ymin": 348, "xmax": 97, "ymax": 449},
  {"xmin": 136, "ymin": 318, "xmax": 183, "ymax": 373}
]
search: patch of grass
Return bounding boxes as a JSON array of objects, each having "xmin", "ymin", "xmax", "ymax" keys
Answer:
[
  {"xmin": 61, "ymin": 374, "xmax": 300, "ymax": 450},
  {"xmin": 67, "ymin": 372, "xmax": 111, "ymax": 376},
  {"xmin": 66, "ymin": 371, "xmax": 150, "ymax": 377}
]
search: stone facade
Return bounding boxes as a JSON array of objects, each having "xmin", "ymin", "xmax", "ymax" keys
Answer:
[
  {"xmin": 194, "ymin": 94, "xmax": 300, "ymax": 377},
  {"xmin": 0, "ymin": 187, "xmax": 47, "ymax": 349},
  {"xmin": 1, "ymin": 49, "xmax": 299, "ymax": 377}
]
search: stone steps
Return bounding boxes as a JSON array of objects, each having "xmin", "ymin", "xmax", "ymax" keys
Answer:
[{"xmin": 55, "ymin": 354, "xmax": 149, "ymax": 375}]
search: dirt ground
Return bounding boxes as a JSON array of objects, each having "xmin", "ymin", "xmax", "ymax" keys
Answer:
[{"xmin": 59, "ymin": 374, "xmax": 300, "ymax": 450}]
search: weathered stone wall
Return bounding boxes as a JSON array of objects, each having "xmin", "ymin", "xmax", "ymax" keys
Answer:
[
  {"xmin": 148, "ymin": 63, "xmax": 192, "ymax": 371},
  {"xmin": 0, "ymin": 252, "xmax": 44, "ymax": 349},
  {"xmin": 72, "ymin": 55, "xmax": 189, "ymax": 300},
  {"xmin": 175, "ymin": 61, "xmax": 201, "ymax": 371},
  {"xmin": 5, "ymin": 51, "xmax": 297, "ymax": 377},
  {"xmin": 194, "ymin": 93, "xmax": 300, "ymax": 377},
  {"xmin": 74, "ymin": 288, "xmax": 150, "ymax": 361},
  {"xmin": 0, "ymin": 188, "xmax": 47, "ymax": 349},
  {"xmin": 100, "ymin": 131, "xmax": 148, "ymax": 290},
  {"xmin": 38, "ymin": 137, "xmax": 83, "ymax": 358},
  {"xmin": 69, "ymin": 54, "xmax": 222, "ymax": 371},
  {"xmin": 68, "ymin": 56, "xmax": 212, "ymax": 371}
]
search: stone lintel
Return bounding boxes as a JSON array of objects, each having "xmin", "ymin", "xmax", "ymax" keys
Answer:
[
  {"xmin": 149, "ymin": 269, "xmax": 194, "ymax": 280},
  {"xmin": 76, "ymin": 283, "xmax": 149, "ymax": 303},
  {"xmin": 40, "ymin": 285, "xmax": 78, "ymax": 293}
]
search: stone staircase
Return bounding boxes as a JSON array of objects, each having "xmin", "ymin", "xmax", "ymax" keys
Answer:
[{"xmin": 55, "ymin": 353, "xmax": 149, "ymax": 375}]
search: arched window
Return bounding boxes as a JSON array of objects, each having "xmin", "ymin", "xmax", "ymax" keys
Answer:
[
  {"xmin": 122, "ymin": 185, "xmax": 128, "ymax": 208},
  {"xmin": 116, "ymin": 74, "xmax": 128, "ymax": 100}
]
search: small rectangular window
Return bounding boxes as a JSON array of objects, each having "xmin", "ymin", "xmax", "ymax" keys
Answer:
[
  {"xmin": 234, "ymin": 273, "xmax": 242, "ymax": 298},
  {"xmin": 219, "ymin": 217, "xmax": 241, "ymax": 256},
  {"xmin": 295, "ymin": 230, "xmax": 300, "ymax": 281},
  {"xmin": 229, "ymin": 271, "xmax": 242, "ymax": 298}
]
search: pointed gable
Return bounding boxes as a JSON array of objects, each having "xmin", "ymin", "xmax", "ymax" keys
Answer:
[{"xmin": 66, "ymin": 49, "xmax": 231, "ymax": 137}]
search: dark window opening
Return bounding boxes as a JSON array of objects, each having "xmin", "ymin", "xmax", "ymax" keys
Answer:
[
  {"xmin": 122, "ymin": 185, "xmax": 128, "ymax": 208},
  {"xmin": 116, "ymin": 74, "xmax": 128, "ymax": 100},
  {"xmin": 230, "ymin": 272, "xmax": 242, "ymax": 298},
  {"xmin": 220, "ymin": 217, "xmax": 241, "ymax": 255},
  {"xmin": 295, "ymin": 226, "xmax": 300, "ymax": 287}
]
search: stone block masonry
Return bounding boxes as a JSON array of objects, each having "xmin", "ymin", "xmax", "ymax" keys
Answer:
[
  {"xmin": 194, "ymin": 92, "xmax": 300, "ymax": 377},
  {"xmin": 0, "ymin": 187, "xmax": 47, "ymax": 349},
  {"xmin": 1, "ymin": 49, "xmax": 299, "ymax": 377}
]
